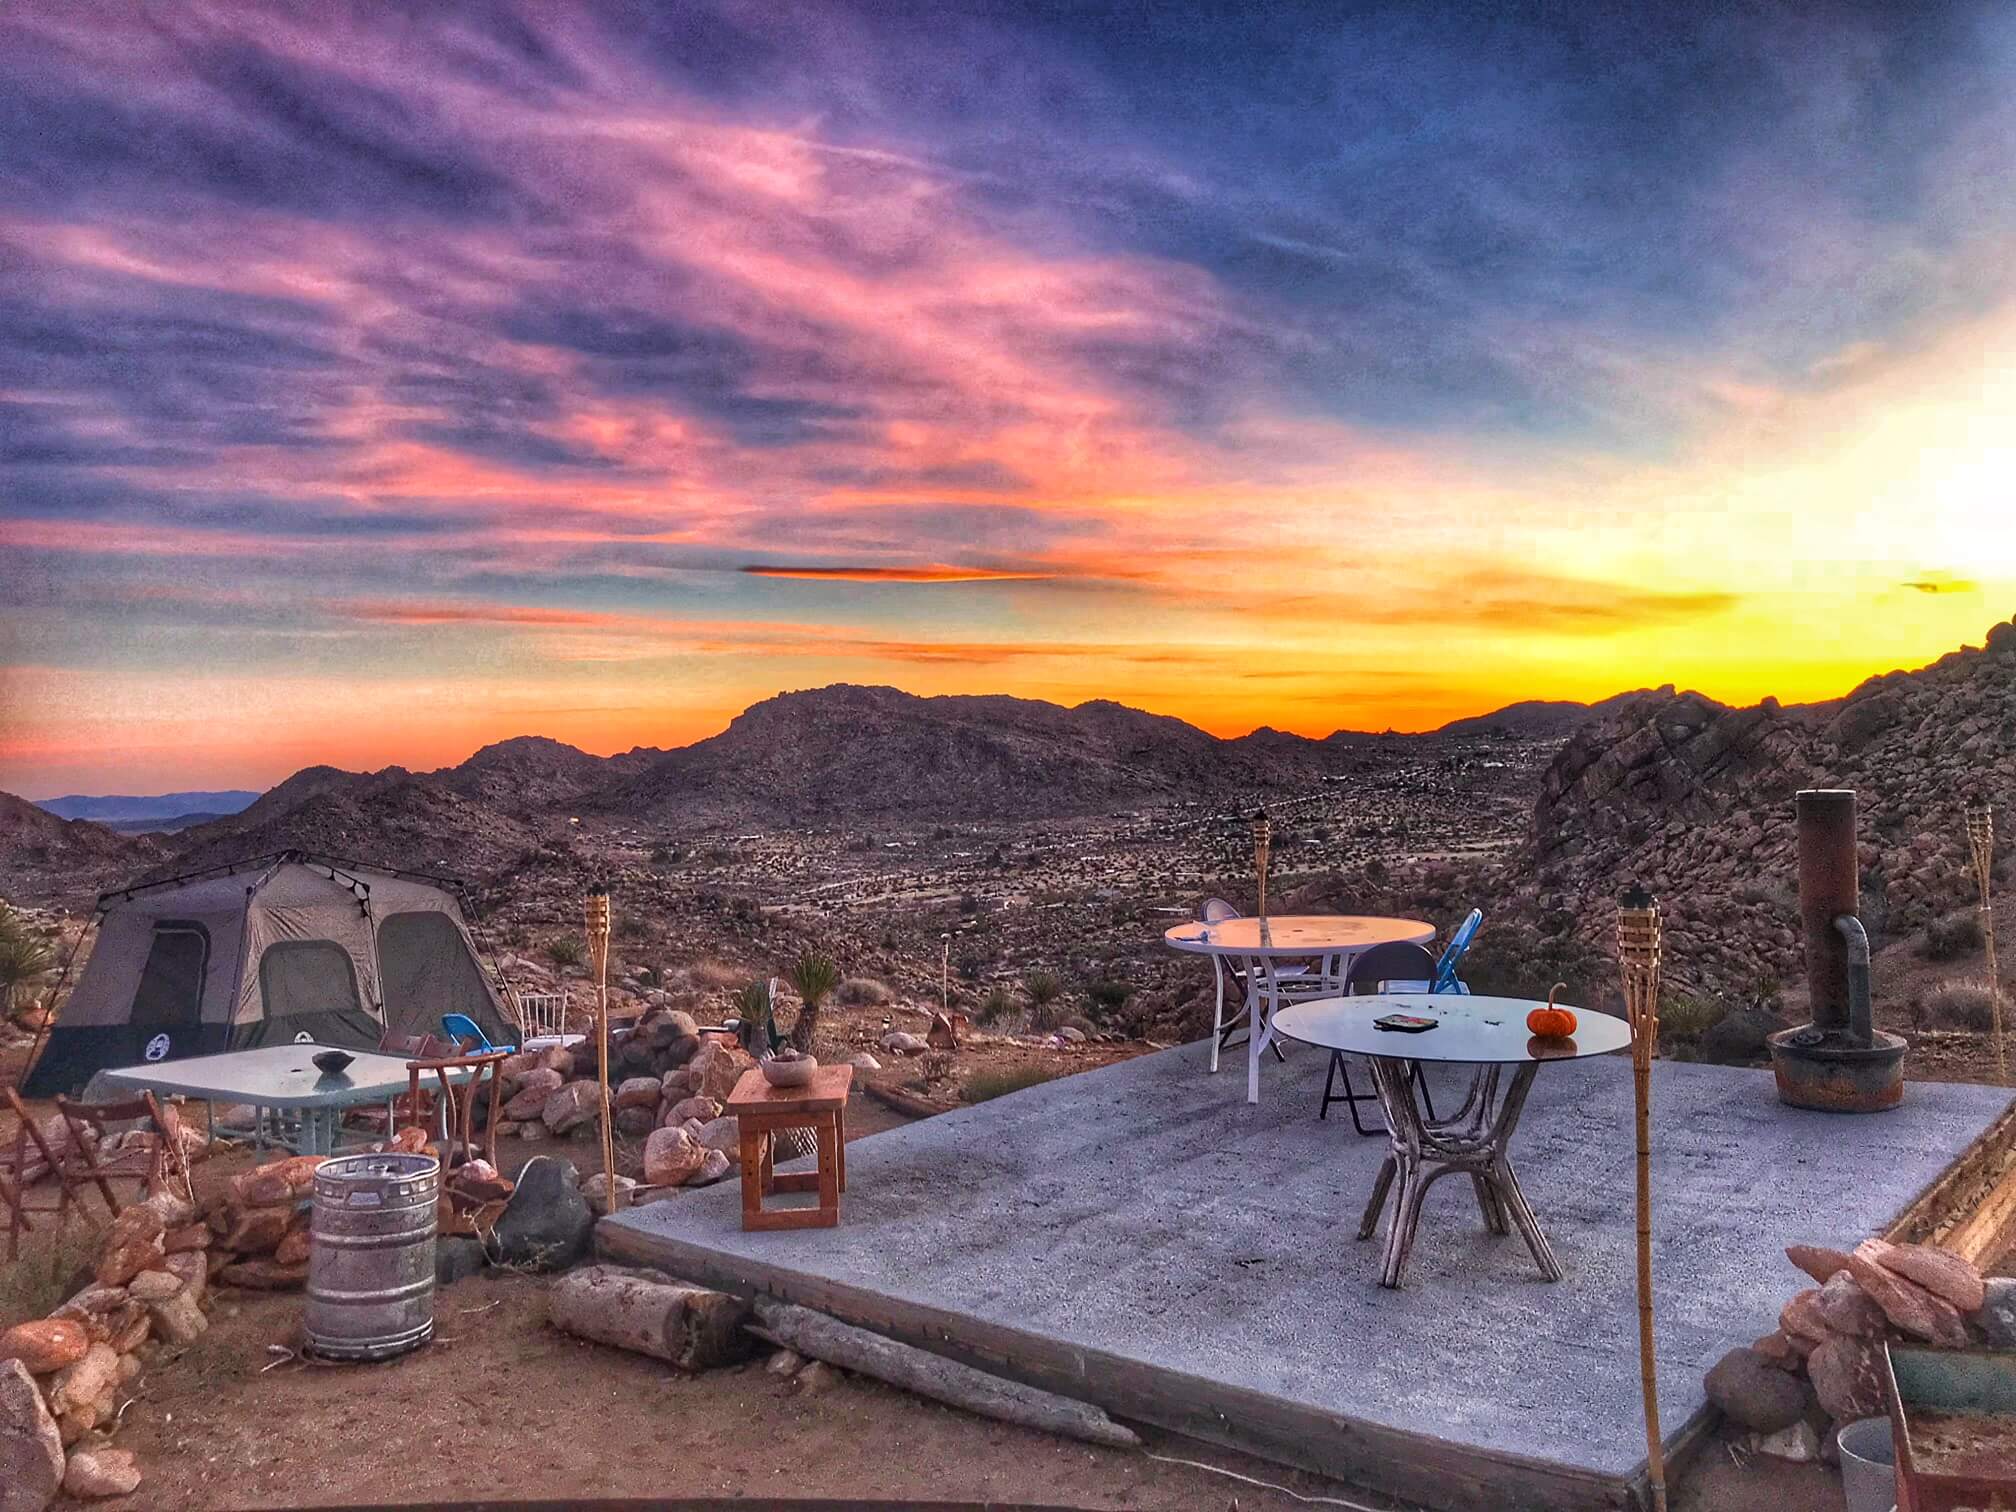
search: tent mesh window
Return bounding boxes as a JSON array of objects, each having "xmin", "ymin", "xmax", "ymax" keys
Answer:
[
  {"xmin": 257, "ymin": 939, "xmax": 362, "ymax": 1021},
  {"xmin": 130, "ymin": 921, "xmax": 210, "ymax": 1029},
  {"xmin": 377, "ymin": 910, "xmax": 493, "ymax": 1037}
]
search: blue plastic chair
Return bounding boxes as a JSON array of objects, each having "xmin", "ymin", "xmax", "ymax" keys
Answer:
[
  {"xmin": 441, "ymin": 1013, "xmax": 514, "ymax": 1055},
  {"xmin": 1433, "ymin": 909, "xmax": 1483, "ymax": 994}
]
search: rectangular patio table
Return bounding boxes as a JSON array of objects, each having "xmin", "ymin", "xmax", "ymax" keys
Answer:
[{"xmin": 99, "ymin": 1043, "xmax": 476, "ymax": 1156}]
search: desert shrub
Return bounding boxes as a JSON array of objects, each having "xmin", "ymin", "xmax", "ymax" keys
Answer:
[
  {"xmin": 635, "ymin": 964, "xmax": 663, "ymax": 989},
  {"xmin": 1086, "ymin": 979, "xmax": 1132, "ymax": 1020},
  {"xmin": 784, "ymin": 951, "xmax": 842, "ymax": 1051},
  {"xmin": 1925, "ymin": 978, "xmax": 2007, "ymax": 1032},
  {"xmin": 1660, "ymin": 995, "xmax": 1725, "ymax": 1045},
  {"xmin": 545, "ymin": 934, "xmax": 586, "ymax": 968},
  {"xmin": 1024, "ymin": 971, "xmax": 1066, "ymax": 1030},
  {"xmin": 834, "ymin": 976, "xmax": 891, "ymax": 1007},
  {"xmin": 964, "ymin": 1066, "xmax": 1059, "ymax": 1103},
  {"xmin": 978, "ymin": 985, "xmax": 1016, "ymax": 1027},
  {"xmin": 1919, "ymin": 910, "xmax": 1986, "ymax": 962},
  {"xmin": 616, "ymin": 914, "xmax": 650, "ymax": 941},
  {"xmin": 686, "ymin": 958, "xmax": 744, "ymax": 992}
]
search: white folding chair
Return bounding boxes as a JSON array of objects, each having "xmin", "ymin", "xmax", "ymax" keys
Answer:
[{"xmin": 512, "ymin": 990, "xmax": 570, "ymax": 1044}]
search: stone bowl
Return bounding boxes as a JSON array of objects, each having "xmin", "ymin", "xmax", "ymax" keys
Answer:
[
  {"xmin": 760, "ymin": 1056, "xmax": 818, "ymax": 1088},
  {"xmin": 311, "ymin": 1050, "xmax": 356, "ymax": 1076}
]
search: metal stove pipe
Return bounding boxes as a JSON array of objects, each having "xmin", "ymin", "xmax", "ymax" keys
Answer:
[{"xmin": 1834, "ymin": 914, "xmax": 1873, "ymax": 1048}]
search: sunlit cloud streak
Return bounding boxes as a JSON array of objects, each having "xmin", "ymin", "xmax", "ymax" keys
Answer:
[{"xmin": 2, "ymin": 1, "xmax": 2014, "ymax": 791}]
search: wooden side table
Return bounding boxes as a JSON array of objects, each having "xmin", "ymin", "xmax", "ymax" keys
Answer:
[{"xmin": 726, "ymin": 1064, "xmax": 853, "ymax": 1231}]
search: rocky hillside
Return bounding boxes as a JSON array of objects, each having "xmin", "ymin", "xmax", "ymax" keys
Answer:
[
  {"xmin": 0, "ymin": 792, "xmax": 161, "ymax": 905},
  {"xmin": 603, "ymin": 685, "xmax": 1349, "ymax": 826},
  {"xmin": 1437, "ymin": 691, "xmax": 1642, "ymax": 739},
  {"xmin": 1516, "ymin": 615, "xmax": 2016, "ymax": 1001}
]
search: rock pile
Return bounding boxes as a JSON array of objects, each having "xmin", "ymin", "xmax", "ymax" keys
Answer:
[
  {"xmin": 489, "ymin": 1013, "xmax": 752, "ymax": 1193},
  {"xmin": 0, "ymin": 1187, "xmax": 213, "ymax": 1507},
  {"xmin": 1704, "ymin": 1235, "xmax": 2014, "ymax": 1462}
]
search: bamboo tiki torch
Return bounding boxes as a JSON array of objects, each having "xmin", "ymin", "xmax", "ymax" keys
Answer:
[
  {"xmin": 1252, "ymin": 811, "xmax": 1273, "ymax": 925},
  {"xmin": 585, "ymin": 884, "xmax": 617, "ymax": 1215},
  {"xmin": 1616, "ymin": 886, "xmax": 1667, "ymax": 1512},
  {"xmin": 1966, "ymin": 805, "xmax": 2005, "ymax": 1084}
]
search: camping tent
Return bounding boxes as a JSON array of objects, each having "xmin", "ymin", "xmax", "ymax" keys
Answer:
[{"xmin": 24, "ymin": 851, "xmax": 515, "ymax": 1096}]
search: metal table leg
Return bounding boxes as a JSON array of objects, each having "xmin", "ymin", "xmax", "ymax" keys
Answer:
[{"xmin": 1356, "ymin": 1059, "xmax": 1558, "ymax": 1287}]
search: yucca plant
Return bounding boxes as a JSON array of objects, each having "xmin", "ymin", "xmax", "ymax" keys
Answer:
[
  {"xmin": 1024, "ymin": 970, "xmax": 1065, "ymax": 1030},
  {"xmin": 784, "ymin": 951, "xmax": 842, "ymax": 1052},
  {"xmin": 0, "ymin": 910, "xmax": 54, "ymax": 1020},
  {"xmin": 733, "ymin": 979, "xmax": 777, "ymax": 1057}
]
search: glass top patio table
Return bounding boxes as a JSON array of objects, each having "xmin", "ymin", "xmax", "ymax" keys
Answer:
[
  {"xmin": 1271, "ymin": 992, "xmax": 1633, "ymax": 1063},
  {"xmin": 99, "ymin": 1043, "xmax": 473, "ymax": 1108}
]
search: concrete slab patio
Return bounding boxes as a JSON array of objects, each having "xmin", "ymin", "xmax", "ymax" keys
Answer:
[{"xmin": 601, "ymin": 1044, "xmax": 2013, "ymax": 1512}]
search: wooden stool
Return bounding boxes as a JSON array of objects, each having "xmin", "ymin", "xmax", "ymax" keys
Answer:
[{"xmin": 727, "ymin": 1064, "xmax": 853, "ymax": 1231}]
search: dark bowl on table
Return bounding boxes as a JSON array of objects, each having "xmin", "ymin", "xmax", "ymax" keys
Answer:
[{"xmin": 311, "ymin": 1049, "xmax": 356, "ymax": 1076}]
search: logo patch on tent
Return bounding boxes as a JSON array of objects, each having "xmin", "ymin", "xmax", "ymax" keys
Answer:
[
  {"xmin": 294, "ymin": 1030, "xmax": 314, "ymax": 1044},
  {"xmin": 144, "ymin": 1034, "xmax": 171, "ymax": 1062}
]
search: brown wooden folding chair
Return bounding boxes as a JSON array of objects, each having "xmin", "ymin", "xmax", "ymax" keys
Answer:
[
  {"xmin": 55, "ymin": 1089, "xmax": 193, "ymax": 1212},
  {"xmin": 2, "ymin": 1086, "xmax": 72, "ymax": 1262},
  {"xmin": 404, "ymin": 1050, "xmax": 507, "ymax": 1169}
]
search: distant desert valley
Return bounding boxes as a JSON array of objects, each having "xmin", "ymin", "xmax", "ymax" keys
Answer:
[{"xmin": 7, "ymin": 615, "xmax": 2014, "ymax": 1086}]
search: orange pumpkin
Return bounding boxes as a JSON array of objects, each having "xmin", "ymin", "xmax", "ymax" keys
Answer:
[{"xmin": 1526, "ymin": 982, "xmax": 1578, "ymax": 1039}]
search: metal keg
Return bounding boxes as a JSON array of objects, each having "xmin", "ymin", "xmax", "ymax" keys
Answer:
[{"xmin": 304, "ymin": 1152, "xmax": 439, "ymax": 1361}]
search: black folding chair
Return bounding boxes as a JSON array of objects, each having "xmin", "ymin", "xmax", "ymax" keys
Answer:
[{"xmin": 1318, "ymin": 942, "xmax": 1440, "ymax": 1135}]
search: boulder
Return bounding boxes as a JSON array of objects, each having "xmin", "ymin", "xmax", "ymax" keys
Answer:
[
  {"xmin": 614, "ymin": 1076, "xmax": 663, "ymax": 1111},
  {"xmin": 1846, "ymin": 1241, "xmax": 1969, "ymax": 1346},
  {"xmin": 537, "ymin": 1045, "xmax": 576, "ymax": 1077},
  {"xmin": 63, "ymin": 1447, "xmax": 142, "ymax": 1499},
  {"xmin": 1814, "ymin": 1271, "xmax": 1887, "ymax": 1337},
  {"xmin": 668, "ymin": 1095, "xmax": 722, "ymax": 1124},
  {"xmin": 435, "ymin": 1236, "xmax": 488, "ymax": 1286},
  {"xmin": 47, "ymin": 1342, "xmax": 118, "ymax": 1417},
  {"xmin": 689, "ymin": 1041, "xmax": 750, "ymax": 1103},
  {"xmin": 1704, "ymin": 1346, "xmax": 1808, "ymax": 1432},
  {"xmin": 696, "ymin": 1149, "xmax": 731, "ymax": 1185},
  {"xmin": 94, "ymin": 1206, "xmax": 165, "ymax": 1286},
  {"xmin": 1973, "ymin": 1276, "xmax": 2016, "ymax": 1348},
  {"xmin": 541, "ymin": 1081, "xmax": 602, "ymax": 1135},
  {"xmin": 162, "ymin": 1222, "xmax": 211, "ymax": 1254},
  {"xmin": 693, "ymin": 1116, "xmax": 741, "ymax": 1154},
  {"xmin": 0, "ymin": 1319, "xmax": 89, "ymax": 1375},
  {"xmin": 643, "ymin": 1127, "xmax": 706, "ymax": 1187},
  {"xmin": 1778, "ymin": 1288, "xmax": 1831, "ymax": 1345},
  {"xmin": 489, "ymin": 1155, "xmax": 593, "ymax": 1272},
  {"xmin": 1875, "ymin": 1243, "xmax": 1985, "ymax": 1314},
  {"xmin": 0, "ymin": 1359, "xmax": 64, "ymax": 1512},
  {"xmin": 1807, "ymin": 1335, "xmax": 1884, "ymax": 1422},
  {"xmin": 230, "ymin": 1155, "xmax": 325, "ymax": 1208},
  {"xmin": 880, "ymin": 1031, "xmax": 928, "ymax": 1056},
  {"xmin": 221, "ymin": 1205, "xmax": 294, "ymax": 1256},
  {"xmin": 847, "ymin": 1053, "xmax": 882, "ymax": 1071},
  {"xmin": 274, "ymin": 1219, "xmax": 313, "ymax": 1267},
  {"xmin": 504, "ymin": 1068, "xmax": 566, "ymax": 1118},
  {"xmin": 1751, "ymin": 1330, "xmax": 1801, "ymax": 1369},
  {"xmin": 614, "ymin": 1107, "xmax": 657, "ymax": 1138},
  {"xmin": 147, "ymin": 1287, "xmax": 207, "ymax": 1346},
  {"xmin": 1786, "ymin": 1243, "xmax": 1855, "ymax": 1285},
  {"xmin": 127, "ymin": 1268, "xmax": 185, "ymax": 1304},
  {"xmin": 499, "ymin": 1050, "xmax": 543, "ymax": 1083}
]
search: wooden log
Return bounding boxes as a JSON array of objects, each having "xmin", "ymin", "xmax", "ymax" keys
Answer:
[
  {"xmin": 750, "ymin": 1296, "xmax": 1139, "ymax": 1449},
  {"xmin": 862, "ymin": 1081, "xmax": 940, "ymax": 1120},
  {"xmin": 547, "ymin": 1265, "xmax": 752, "ymax": 1370}
]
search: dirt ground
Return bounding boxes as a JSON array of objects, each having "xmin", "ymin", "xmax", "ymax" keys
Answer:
[{"xmin": 0, "ymin": 1073, "xmax": 1851, "ymax": 1512}]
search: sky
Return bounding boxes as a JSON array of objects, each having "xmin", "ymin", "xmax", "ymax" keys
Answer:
[{"xmin": 3, "ymin": 1, "xmax": 2014, "ymax": 796}]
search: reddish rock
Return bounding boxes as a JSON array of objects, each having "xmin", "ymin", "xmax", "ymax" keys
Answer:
[
  {"xmin": 613, "ymin": 1076, "xmax": 662, "ymax": 1111},
  {"xmin": 388, "ymin": 1126, "xmax": 431, "ymax": 1154},
  {"xmin": 504, "ymin": 1067, "xmax": 565, "ymax": 1118},
  {"xmin": 1875, "ymin": 1242, "xmax": 1985, "ymax": 1314},
  {"xmin": 274, "ymin": 1222, "xmax": 313, "ymax": 1267},
  {"xmin": 1847, "ymin": 1241, "xmax": 1969, "ymax": 1347},
  {"xmin": 643, "ymin": 1126, "xmax": 705, "ymax": 1187},
  {"xmin": 221, "ymin": 1205, "xmax": 293, "ymax": 1255},
  {"xmin": 537, "ymin": 1045, "xmax": 575, "ymax": 1077},
  {"xmin": 162, "ymin": 1221, "xmax": 211, "ymax": 1253},
  {"xmin": 1751, "ymin": 1330, "xmax": 1802, "ymax": 1369},
  {"xmin": 0, "ymin": 1319, "xmax": 90, "ymax": 1375},
  {"xmin": 0, "ymin": 1358, "xmax": 64, "ymax": 1512},
  {"xmin": 231, "ymin": 1154, "xmax": 325, "ymax": 1207},
  {"xmin": 669, "ymin": 1095, "xmax": 722, "ymax": 1124},
  {"xmin": 126, "ymin": 1268, "xmax": 185, "ymax": 1304},
  {"xmin": 219, "ymin": 1258, "xmax": 309, "ymax": 1291},
  {"xmin": 1779, "ymin": 1288, "xmax": 1832, "ymax": 1344},
  {"xmin": 689, "ymin": 1041, "xmax": 750, "ymax": 1104},
  {"xmin": 498, "ymin": 1050, "xmax": 543, "ymax": 1083},
  {"xmin": 1814, "ymin": 1271, "xmax": 1888, "ymax": 1338},
  {"xmin": 94, "ymin": 1206, "xmax": 166, "ymax": 1286},
  {"xmin": 1786, "ymin": 1243, "xmax": 1856, "ymax": 1285},
  {"xmin": 1807, "ymin": 1335, "xmax": 1884, "ymax": 1422},
  {"xmin": 64, "ymin": 1446, "xmax": 143, "ymax": 1499},
  {"xmin": 108, "ymin": 1305, "xmax": 151, "ymax": 1354}
]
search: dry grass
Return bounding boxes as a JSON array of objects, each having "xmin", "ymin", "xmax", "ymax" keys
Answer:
[
  {"xmin": 833, "ymin": 976, "xmax": 891, "ymax": 1007},
  {"xmin": 1919, "ymin": 910, "xmax": 1987, "ymax": 962},
  {"xmin": 1925, "ymin": 978, "xmax": 2007, "ymax": 1032},
  {"xmin": 1659, "ymin": 995, "xmax": 1725, "ymax": 1046},
  {"xmin": 683, "ymin": 958, "xmax": 744, "ymax": 992},
  {"xmin": 0, "ymin": 1218, "xmax": 97, "ymax": 1326}
]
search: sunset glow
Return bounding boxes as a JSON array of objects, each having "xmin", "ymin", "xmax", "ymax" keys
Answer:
[{"xmin": 3, "ymin": 3, "xmax": 2013, "ymax": 794}]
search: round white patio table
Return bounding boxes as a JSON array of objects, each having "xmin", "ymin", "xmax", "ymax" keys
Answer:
[
  {"xmin": 1272, "ymin": 992, "xmax": 1632, "ymax": 1288},
  {"xmin": 1163, "ymin": 915, "xmax": 1434, "ymax": 1104}
]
